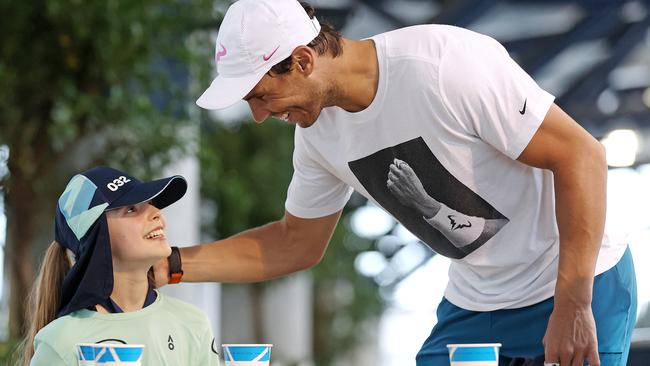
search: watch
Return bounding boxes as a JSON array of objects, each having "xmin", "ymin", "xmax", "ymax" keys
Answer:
[{"xmin": 168, "ymin": 246, "xmax": 184, "ymax": 284}]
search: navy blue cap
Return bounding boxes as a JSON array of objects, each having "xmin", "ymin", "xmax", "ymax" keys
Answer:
[{"xmin": 55, "ymin": 166, "xmax": 187, "ymax": 317}]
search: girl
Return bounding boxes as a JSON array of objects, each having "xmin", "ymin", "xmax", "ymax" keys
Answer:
[{"xmin": 17, "ymin": 166, "xmax": 220, "ymax": 365}]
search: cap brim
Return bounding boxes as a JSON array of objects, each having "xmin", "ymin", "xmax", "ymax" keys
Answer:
[
  {"xmin": 196, "ymin": 71, "xmax": 267, "ymax": 110},
  {"xmin": 108, "ymin": 176, "xmax": 187, "ymax": 210}
]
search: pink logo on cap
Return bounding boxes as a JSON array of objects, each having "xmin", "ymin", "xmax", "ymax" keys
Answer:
[
  {"xmin": 216, "ymin": 43, "xmax": 227, "ymax": 63},
  {"xmin": 263, "ymin": 45, "xmax": 280, "ymax": 61}
]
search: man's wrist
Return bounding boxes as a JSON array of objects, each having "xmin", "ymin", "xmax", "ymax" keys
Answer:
[
  {"xmin": 168, "ymin": 246, "xmax": 184, "ymax": 284},
  {"xmin": 419, "ymin": 197, "xmax": 441, "ymax": 218},
  {"xmin": 554, "ymin": 277, "xmax": 593, "ymax": 307}
]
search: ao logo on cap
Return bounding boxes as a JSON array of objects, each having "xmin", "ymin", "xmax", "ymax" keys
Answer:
[{"xmin": 107, "ymin": 176, "xmax": 131, "ymax": 192}]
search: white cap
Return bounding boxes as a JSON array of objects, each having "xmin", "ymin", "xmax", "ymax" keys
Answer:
[{"xmin": 196, "ymin": 0, "xmax": 322, "ymax": 110}]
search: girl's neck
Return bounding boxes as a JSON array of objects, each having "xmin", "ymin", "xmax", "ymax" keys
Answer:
[{"xmin": 97, "ymin": 270, "xmax": 150, "ymax": 313}]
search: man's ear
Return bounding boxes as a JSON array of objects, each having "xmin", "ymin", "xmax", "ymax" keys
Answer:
[{"xmin": 291, "ymin": 46, "xmax": 315, "ymax": 76}]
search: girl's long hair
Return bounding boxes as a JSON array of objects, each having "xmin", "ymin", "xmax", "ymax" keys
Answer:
[{"xmin": 15, "ymin": 241, "xmax": 71, "ymax": 366}]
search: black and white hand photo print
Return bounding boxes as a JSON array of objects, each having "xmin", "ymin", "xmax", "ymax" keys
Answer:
[{"xmin": 348, "ymin": 137, "xmax": 509, "ymax": 259}]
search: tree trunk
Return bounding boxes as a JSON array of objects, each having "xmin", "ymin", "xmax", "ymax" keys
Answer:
[{"xmin": 5, "ymin": 165, "xmax": 37, "ymax": 339}]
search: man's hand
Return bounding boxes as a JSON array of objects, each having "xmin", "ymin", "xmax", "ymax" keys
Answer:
[
  {"xmin": 543, "ymin": 302, "xmax": 600, "ymax": 366},
  {"xmin": 387, "ymin": 158, "xmax": 440, "ymax": 217},
  {"xmin": 152, "ymin": 257, "xmax": 170, "ymax": 288}
]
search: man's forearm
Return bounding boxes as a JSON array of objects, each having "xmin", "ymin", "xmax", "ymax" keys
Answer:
[
  {"xmin": 415, "ymin": 196, "xmax": 441, "ymax": 218},
  {"xmin": 179, "ymin": 220, "xmax": 313, "ymax": 283},
  {"xmin": 553, "ymin": 142, "xmax": 607, "ymax": 305},
  {"xmin": 175, "ymin": 210, "xmax": 341, "ymax": 284}
]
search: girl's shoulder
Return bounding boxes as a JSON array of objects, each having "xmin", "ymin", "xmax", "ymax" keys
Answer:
[
  {"xmin": 33, "ymin": 310, "xmax": 96, "ymax": 358},
  {"xmin": 35, "ymin": 310, "xmax": 91, "ymax": 340},
  {"xmin": 156, "ymin": 292, "xmax": 211, "ymax": 326}
]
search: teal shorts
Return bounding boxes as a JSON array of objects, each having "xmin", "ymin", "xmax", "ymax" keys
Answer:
[{"xmin": 416, "ymin": 246, "xmax": 637, "ymax": 366}]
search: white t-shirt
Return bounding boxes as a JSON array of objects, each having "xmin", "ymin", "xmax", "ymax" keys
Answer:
[{"xmin": 285, "ymin": 25, "xmax": 627, "ymax": 311}]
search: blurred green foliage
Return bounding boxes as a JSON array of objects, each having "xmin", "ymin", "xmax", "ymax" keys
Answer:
[
  {"xmin": 0, "ymin": 0, "xmax": 217, "ymax": 176},
  {"xmin": 311, "ymin": 218, "xmax": 384, "ymax": 365},
  {"xmin": 0, "ymin": 339, "xmax": 19, "ymax": 365},
  {"xmin": 0, "ymin": 0, "xmax": 384, "ymax": 363},
  {"xmin": 199, "ymin": 119, "xmax": 383, "ymax": 365},
  {"xmin": 199, "ymin": 120, "xmax": 296, "ymax": 238},
  {"xmin": 0, "ymin": 0, "xmax": 216, "ymax": 348}
]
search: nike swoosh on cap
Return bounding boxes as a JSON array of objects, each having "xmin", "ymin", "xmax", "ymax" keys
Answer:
[
  {"xmin": 263, "ymin": 45, "xmax": 280, "ymax": 61},
  {"xmin": 216, "ymin": 43, "xmax": 227, "ymax": 62}
]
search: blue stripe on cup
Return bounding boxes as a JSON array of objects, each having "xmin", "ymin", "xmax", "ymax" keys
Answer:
[
  {"xmin": 447, "ymin": 343, "xmax": 501, "ymax": 365},
  {"xmin": 78, "ymin": 344, "xmax": 144, "ymax": 363},
  {"xmin": 223, "ymin": 345, "xmax": 272, "ymax": 362},
  {"xmin": 79, "ymin": 345, "xmax": 98, "ymax": 360},
  {"xmin": 449, "ymin": 345, "xmax": 499, "ymax": 362},
  {"xmin": 113, "ymin": 347, "xmax": 144, "ymax": 362},
  {"xmin": 97, "ymin": 348, "xmax": 115, "ymax": 362}
]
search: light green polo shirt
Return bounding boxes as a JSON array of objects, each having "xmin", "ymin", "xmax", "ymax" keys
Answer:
[{"xmin": 31, "ymin": 291, "xmax": 219, "ymax": 365}]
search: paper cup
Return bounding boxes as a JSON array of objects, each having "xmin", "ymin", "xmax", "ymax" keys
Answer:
[
  {"xmin": 222, "ymin": 344, "xmax": 273, "ymax": 366},
  {"xmin": 77, "ymin": 343, "xmax": 145, "ymax": 366},
  {"xmin": 446, "ymin": 343, "xmax": 501, "ymax": 366}
]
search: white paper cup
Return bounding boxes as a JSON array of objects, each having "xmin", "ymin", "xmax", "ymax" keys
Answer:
[
  {"xmin": 222, "ymin": 344, "xmax": 273, "ymax": 366},
  {"xmin": 76, "ymin": 343, "xmax": 145, "ymax": 366},
  {"xmin": 446, "ymin": 343, "xmax": 501, "ymax": 366}
]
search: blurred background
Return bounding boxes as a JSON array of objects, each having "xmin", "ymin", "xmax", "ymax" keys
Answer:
[{"xmin": 1, "ymin": 0, "xmax": 650, "ymax": 365}]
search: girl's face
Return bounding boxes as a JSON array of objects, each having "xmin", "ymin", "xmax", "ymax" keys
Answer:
[{"xmin": 106, "ymin": 202, "xmax": 171, "ymax": 271}]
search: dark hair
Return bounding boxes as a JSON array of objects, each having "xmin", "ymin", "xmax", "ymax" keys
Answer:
[{"xmin": 270, "ymin": 1, "xmax": 343, "ymax": 74}]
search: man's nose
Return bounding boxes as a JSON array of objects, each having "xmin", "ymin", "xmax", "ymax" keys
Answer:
[{"xmin": 247, "ymin": 99, "xmax": 271, "ymax": 123}]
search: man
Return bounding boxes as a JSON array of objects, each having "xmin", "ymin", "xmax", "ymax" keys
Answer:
[{"xmin": 156, "ymin": 1, "xmax": 637, "ymax": 365}]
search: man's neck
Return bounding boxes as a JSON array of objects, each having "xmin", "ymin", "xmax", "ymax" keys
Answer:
[{"xmin": 326, "ymin": 38, "xmax": 379, "ymax": 113}]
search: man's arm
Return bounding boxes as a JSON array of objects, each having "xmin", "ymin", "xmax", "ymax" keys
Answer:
[
  {"xmin": 517, "ymin": 103, "xmax": 606, "ymax": 366},
  {"xmin": 155, "ymin": 210, "xmax": 342, "ymax": 285},
  {"xmin": 387, "ymin": 159, "xmax": 507, "ymax": 249}
]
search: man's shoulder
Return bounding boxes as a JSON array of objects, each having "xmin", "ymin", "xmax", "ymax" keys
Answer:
[
  {"xmin": 375, "ymin": 24, "xmax": 468, "ymax": 38},
  {"xmin": 371, "ymin": 24, "xmax": 495, "ymax": 62},
  {"xmin": 373, "ymin": 24, "xmax": 484, "ymax": 60}
]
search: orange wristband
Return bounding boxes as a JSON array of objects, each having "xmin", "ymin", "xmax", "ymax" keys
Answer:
[
  {"xmin": 168, "ymin": 246, "xmax": 183, "ymax": 284},
  {"xmin": 169, "ymin": 271, "xmax": 183, "ymax": 284}
]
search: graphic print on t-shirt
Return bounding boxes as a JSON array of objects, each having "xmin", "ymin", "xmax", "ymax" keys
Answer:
[{"xmin": 348, "ymin": 137, "xmax": 509, "ymax": 259}]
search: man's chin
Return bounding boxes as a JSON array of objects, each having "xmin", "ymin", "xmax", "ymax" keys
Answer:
[
  {"xmin": 271, "ymin": 116, "xmax": 314, "ymax": 128},
  {"xmin": 296, "ymin": 117, "xmax": 319, "ymax": 128},
  {"xmin": 296, "ymin": 121, "xmax": 313, "ymax": 128}
]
